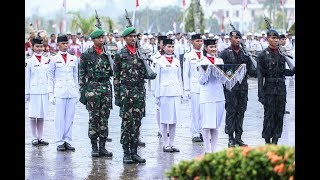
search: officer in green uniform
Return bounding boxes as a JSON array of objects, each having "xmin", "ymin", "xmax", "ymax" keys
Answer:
[
  {"xmin": 79, "ymin": 28, "xmax": 113, "ymax": 158},
  {"xmin": 113, "ymin": 26, "xmax": 148, "ymax": 164}
]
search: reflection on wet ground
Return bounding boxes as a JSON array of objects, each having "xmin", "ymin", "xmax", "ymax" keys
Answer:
[{"xmin": 25, "ymin": 78, "xmax": 295, "ymax": 179}]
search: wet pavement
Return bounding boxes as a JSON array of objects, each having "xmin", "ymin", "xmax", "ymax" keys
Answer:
[{"xmin": 25, "ymin": 78, "xmax": 295, "ymax": 180}]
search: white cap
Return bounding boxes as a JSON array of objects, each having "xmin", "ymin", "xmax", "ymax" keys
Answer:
[
  {"xmin": 208, "ymin": 33, "xmax": 214, "ymax": 38},
  {"xmin": 261, "ymin": 31, "xmax": 266, "ymax": 35},
  {"xmin": 242, "ymin": 36, "xmax": 247, "ymax": 40},
  {"xmin": 254, "ymin": 33, "xmax": 259, "ymax": 37},
  {"xmin": 142, "ymin": 35, "xmax": 148, "ymax": 39},
  {"xmin": 166, "ymin": 30, "xmax": 173, "ymax": 36},
  {"xmin": 148, "ymin": 34, "xmax": 153, "ymax": 39},
  {"xmin": 224, "ymin": 35, "xmax": 230, "ymax": 39},
  {"xmin": 257, "ymin": 33, "xmax": 262, "ymax": 37},
  {"xmin": 113, "ymin": 29, "xmax": 119, "ymax": 34},
  {"xmin": 204, "ymin": 29, "xmax": 209, "ymax": 34},
  {"xmin": 201, "ymin": 35, "xmax": 206, "ymax": 39},
  {"xmin": 292, "ymin": 36, "xmax": 295, "ymax": 40},
  {"xmin": 214, "ymin": 35, "xmax": 219, "ymax": 39},
  {"xmin": 247, "ymin": 32, "xmax": 252, "ymax": 36}
]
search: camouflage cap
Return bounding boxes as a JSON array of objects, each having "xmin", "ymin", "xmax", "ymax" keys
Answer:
[
  {"xmin": 90, "ymin": 29, "xmax": 106, "ymax": 39},
  {"xmin": 122, "ymin": 27, "xmax": 136, "ymax": 37}
]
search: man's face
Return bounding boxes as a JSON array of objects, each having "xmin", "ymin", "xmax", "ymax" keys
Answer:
[
  {"xmin": 58, "ymin": 42, "xmax": 69, "ymax": 52},
  {"xmin": 192, "ymin": 39, "xmax": 203, "ymax": 50},
  {"xmin": 124, "ymin": 33, "xmax": 137, "ymax": 46},
  {"xmin": 92, "ymin": 35, "xmax": 105, "ymax": 47},
  {"xmin": 230, "ymin": 36, "xmax": 241, "ymax": 46},
  {"xmin": 280, "ymin": 37, "xmax": 287, "ymax": 46},
  {"xmin": 267, "ymin": 35, "xmax": 279, "ymax": 48}
]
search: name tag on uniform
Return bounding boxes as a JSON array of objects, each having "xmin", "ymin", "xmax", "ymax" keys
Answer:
[
  {"xmin": 166, "ymin": 65, "xmax": 171, "ymax": 67},
  {"xmin": 34, "ymin": 65, "xmax": 40, "ymax": 67},
  {"xmin": 56, "ymin": 61, "xmax": 62, "ymax": 63},
  {"xmin": 191, "ymin": 58, "xmax": 196, "ymax": 61}
]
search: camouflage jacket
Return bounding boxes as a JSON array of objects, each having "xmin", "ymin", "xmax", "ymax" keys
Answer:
[
  {"xmin": 113, "ymin": 47, "xmax": 148, "ymax": 102},
  {"xmin": 79, "ymin": 47, "xmax": 113, "ymax": 103}
]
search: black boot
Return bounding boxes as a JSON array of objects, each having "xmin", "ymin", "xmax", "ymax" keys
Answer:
[
  {"xmin": 105, "ymin": 127, "xmax": 112, "ymax": 142},
  {"xmin": 265, "ymin": 138, "xmax": 271, "ymax": 144},
  {"xmin": 122, "ymin": 144, "xmax": 133, "ymax": 164},
  {"xmin": 98, "ymin": 138, "xmax": 113, "ymax": 157},
  {"xmin": 228, "ymin": 134, "xmax": 236, "ymax": 147},
  {"xmin": 131, "ymin": 143, "xmax": 146, "ymax": 163},
  {"xmin": 235, "ymin": 133, "xmax": 248, "ymax": 147},
  {"xmin": 137, "ymin": 139, "xmax": 146, "ymax": 147},
  {"xmin": 272, "ymin": 138, "xmax": 278, "ymax": 145},
  {"xmin": 91, "ymin": 139, "xmax": 99, "ymax": 157}
]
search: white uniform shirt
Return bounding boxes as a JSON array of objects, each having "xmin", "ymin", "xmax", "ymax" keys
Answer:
[
  {"xmin": 183, "ymin": 49, "xmax": 203, "ymax": 93},
  {"xmin": 47, "ymin": 51, "xmax": 79, "ymax": 98},
  {"xmin": 154, "ymin": 55, "xmax": 183, "ymax": 98},
  {"xmin": 25, "ymin": 53, "xmax": 50, "ymax": 95},
  {"xmin": 198, "ymin": 56, "xmax": 225, "ymax": 104}
]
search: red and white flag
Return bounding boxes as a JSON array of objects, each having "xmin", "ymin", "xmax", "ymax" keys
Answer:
[
  {"xmin": 280, "ymin": 0, "xmax": 284, "ymax": 9},
  {"xmin": 182, "ymin": 0, "xmax": 186, "ymax": 8},
  {"xmin": 136, "ymin": 0, "xmax": 139, "ymax": 8}
]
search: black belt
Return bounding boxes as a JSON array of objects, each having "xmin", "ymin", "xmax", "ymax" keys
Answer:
[
  {"xmin": 92, "ymin": 77, "xmax": 110, "ymax": 82},
  {"xmin": 265, "ymin": 78, "xmax": 285, "ymax": 83},
  {"xmin": 122, "ymin": 81, "xmax": 144, "ymax": 87}
]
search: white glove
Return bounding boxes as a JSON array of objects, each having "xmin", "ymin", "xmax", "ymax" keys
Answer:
[
  {"xmin": 25, "ymin": 94, "xmax": 30, "ymax": 102},
  {"xmin": 205, "ymin": 65, "xmax": 212, "ymax": 75},
  {"xmin": 155, "ymin": 97, "xmax": 160, "ymax": 106},
  {"xmin": 49, "ymin": 93, "xmax": 56, "ymax": 105}
]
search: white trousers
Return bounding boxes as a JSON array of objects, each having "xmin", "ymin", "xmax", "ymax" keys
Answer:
[
  {"xmin": 190, "ymin": 93, "xmax": 201, "ymax": 138},
  {"xmin": 55, "ymin": 98, "xmax": 77, "ymax": 145}
]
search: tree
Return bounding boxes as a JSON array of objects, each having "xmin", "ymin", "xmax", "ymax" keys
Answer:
[
  {"xmin": 262, "ymin": 0, "xmax": 282, "ymax": 23},
  {"xmin": 185, "ymin": 0, "xmax": 205, "ymax": 33},
  {"xmin": 288, "ymin": 22, "xmax": 295, "ymax": 35},
  {"xmin": 68, "ymin": 11, "xmax": 96, "ymax": 35},
  {"xmin": 206, "ymin": 16, "xmax": 220, "ymax": 34}
]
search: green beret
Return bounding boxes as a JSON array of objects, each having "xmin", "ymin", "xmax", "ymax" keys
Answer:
[
  {"xmin": 122, "ymin": 27, "xmax": 136, "ymax": 37},
  {"xmin": 90, "ymin": 29, "xmax": 105, "ymax": 39}
]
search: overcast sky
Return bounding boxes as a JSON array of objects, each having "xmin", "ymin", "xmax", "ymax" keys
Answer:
[{"xmin": 25, "ymin": 0, "xmax": 185, "ymax": 17}]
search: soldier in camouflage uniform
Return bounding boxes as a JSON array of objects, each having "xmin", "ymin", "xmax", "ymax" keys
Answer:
[
  {"xmin": 79, "ymin": 29, "xmax": 113, "ymax": 157},
  {"xmin": 113, "ymin": 27, "xmax": 151, "ymax": 164}
]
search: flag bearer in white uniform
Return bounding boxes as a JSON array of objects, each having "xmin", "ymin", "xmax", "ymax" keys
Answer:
[
  {"xmin": 154, "ymin": 38, "xmax": 183, "ymax": 152},
  {"xmin": 183, "ymin": 33, "xmax": 204, "ymax": 142},
  {"xmin": 198, "ymin": 39, "xmax": 225, "ymax": 154},
  {"xmin": 25, "ymin": 37, "xmax": 50, "ymax": 146},
  {"xmin": 47, "ymin": 34, "xmax": 79, "ymax": 152}
]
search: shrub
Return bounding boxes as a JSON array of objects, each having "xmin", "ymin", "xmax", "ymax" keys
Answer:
[{"xmin": 166, "ymin": 145, "xmax": 295, "ymax": 180}]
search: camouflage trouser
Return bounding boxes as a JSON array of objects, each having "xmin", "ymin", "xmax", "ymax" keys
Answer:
[
  {"xmin": 86, "ymin": 91, "xmax": 112, "ymax": 140},
  {"xmin": 119, "ymin": 95, "xmax": 145, "ymax": 145},
  {"xmin": 120, "ymin": 117, "xmax": 142, "ymax": 145}
]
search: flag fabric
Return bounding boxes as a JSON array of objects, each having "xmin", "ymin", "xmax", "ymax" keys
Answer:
[
  {"xmin": 243, "ymin": 0, "xmax": 248, "ymax": 10},
  {"xmin": 210, "ymin": 64, "xmax": 247, "ymax": 91},
  {"xmin": 280, "ymin": 0, "xmax": 284, "ymax": 9},
  {"xmin": 182, "ymin": 0, "xmax": 186, "ymax": 8},
  {"xmin": 62, "ymin": 0, "xmax": 66, "ymax": 10},
  {"xmin": 221, "ymin": 16, "xmax": 225, "ymax": 32},
  {"xmin": 136, "ymin": 0, "xmax": 139, "ymax": 7}
]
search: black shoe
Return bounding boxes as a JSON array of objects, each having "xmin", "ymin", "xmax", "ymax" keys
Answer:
[
  {"xmin": 171, "ymin": 146, "xmax": 180, "ymax": 152},
  {"xmin": 285, "ymin": 111, "xmax": 290, "ymax": 114},
  {"xmin": 157, "ymin": 132, "xmax": 162, "ymax": 138},
  {"xmin": 228, "ymin": 139, "xmax": 236, "ymax": 147},
  {"xmin": 272, "ymin": 138, "xmax": 278, "ymax": 145},
  {"xmin": 57, "ymin": 144, "xmax": 66, "ymax": 151},
  {"xmin": 163, "ymin": 146, "xmax": 174, "ymax": 152},
  {"xmin": 131, "ymin": 154, "xmax": 146, "ymax": 163},
  {"xmin": 105, "ymin": 137, "xmax": 112, "ymax": 142},
  {"xmin": 265, "ymin": 138, "xmax": 271, "ymax": 144},
  {"xmin": 38, "ymin": 139, "xmax": 49, "ymax": 146},
  {"xmin": 236, "ymin": 139, "xmax": 248, "ymax": 147},
  {"xmin": 137, "ymin": 140, "xmax": 146, "ymax": 147},
  {"xmin": 32, "ymin": 139, "xmax": 39, "ymax": 146},
  {"xmin": 99, "ymin": 148, "xmax": 113, "ymax": 157},
  {"xmin": 123, "ymin": 153, "xmax": 133, "ymax": 164},
  {"xmin": 167, "ymin": 132, "xmax": 170, "ymax": 137},
  {"xmin": 91, "ymin": 150, "xmax": 99, "ymax": 157},
  {"xmin": 192, "ymin": 137, "xmax": 202, "ymax": 142},
  {"xmin": 64, "ymin": 142, "xmax": 75, "ymax": 151}
]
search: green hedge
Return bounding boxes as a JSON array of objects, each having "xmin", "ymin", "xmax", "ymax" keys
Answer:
[{"xmin": 166, "ymin": 145, "xmax": 295, "ymax": 180}]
